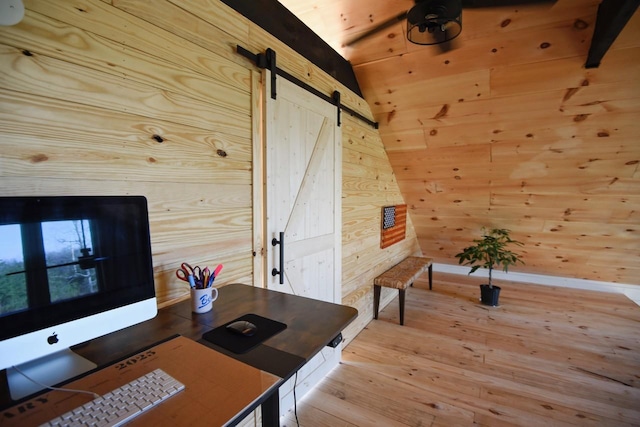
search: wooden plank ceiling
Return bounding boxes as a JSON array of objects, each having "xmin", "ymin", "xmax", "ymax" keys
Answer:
[{"xmin": 278, "ymin": 0, "xmax": 640, "ymax": 285}]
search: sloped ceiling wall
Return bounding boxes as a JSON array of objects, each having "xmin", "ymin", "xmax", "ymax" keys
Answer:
[{"xmin": 280, "ymin": 0, "xmax": 640, "ymax": 285}]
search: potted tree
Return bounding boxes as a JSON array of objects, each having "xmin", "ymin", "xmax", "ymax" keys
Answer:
[{"xmin": 455, "ymin": 228, "xmax": 524, "ymax": 306}]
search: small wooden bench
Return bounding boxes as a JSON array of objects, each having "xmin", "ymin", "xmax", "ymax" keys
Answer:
[{"xmin": 373, "ymin": 256, "xmax": 433, "ymax": 326}]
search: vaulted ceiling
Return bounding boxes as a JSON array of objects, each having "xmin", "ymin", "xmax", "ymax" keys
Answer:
[{"xmin": 278, "ymin": 0, "xmax": 640, "ymax": 285}]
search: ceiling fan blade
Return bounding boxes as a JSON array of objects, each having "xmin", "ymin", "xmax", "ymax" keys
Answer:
[
  {"xmin": 433, "ymin": 23, "xmax": 464, "ymax": 52},
  {"xmin": 436, "ymin": 27, "xmax": 455, "ymax": 52},
  {"xmin": 344, "ymin": 11, "xmax": 408, "ymax": 47}
]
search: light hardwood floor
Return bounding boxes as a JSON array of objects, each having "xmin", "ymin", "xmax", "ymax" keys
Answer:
[{"xmin": 283, "ymin": 273, "xmax": 640, "ymax": 426}]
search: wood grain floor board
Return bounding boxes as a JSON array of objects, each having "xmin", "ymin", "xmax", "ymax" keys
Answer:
[{"xmin": 285, "ymin": 273, "xmax": 640, "ymax": 426}]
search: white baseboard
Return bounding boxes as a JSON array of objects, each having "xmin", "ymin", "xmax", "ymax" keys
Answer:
[{"xmin": 434, "ymin": 263, "xmax": 640, "ymax": 307}]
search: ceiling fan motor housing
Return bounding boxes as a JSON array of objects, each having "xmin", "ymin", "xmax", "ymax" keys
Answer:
[{"xmin": 407, "ymin": 0, "xmax": 463, "ymax": 45}]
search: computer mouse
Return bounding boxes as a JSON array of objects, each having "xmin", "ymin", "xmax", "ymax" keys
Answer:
[{"xmin": 226, "ymin": 320, "xmax": 257, "ymax": 337}]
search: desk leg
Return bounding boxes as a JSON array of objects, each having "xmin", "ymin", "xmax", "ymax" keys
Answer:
[{"xmin": 261, "ymin": 389, "xmax": 280, "ymax": 427}]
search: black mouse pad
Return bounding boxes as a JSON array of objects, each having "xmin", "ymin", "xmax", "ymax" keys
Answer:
[{"xmin": 202, "ymin": 313, "xmax": 287, "ymax": 354}]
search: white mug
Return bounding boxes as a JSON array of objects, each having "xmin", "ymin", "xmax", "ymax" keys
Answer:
[{"xmin": 190, "ymin": 287, "xmax": 219, "ymax": 314}]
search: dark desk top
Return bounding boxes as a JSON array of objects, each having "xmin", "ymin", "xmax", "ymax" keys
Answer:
[{"xmin": 0, "ymin": 283, "xmax": 358, "ymax": 410}]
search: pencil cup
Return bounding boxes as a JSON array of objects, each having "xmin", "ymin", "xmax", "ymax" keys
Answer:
[{"xmin": 190, "ymin": 287, "xmax": 218, "ymax": 314}]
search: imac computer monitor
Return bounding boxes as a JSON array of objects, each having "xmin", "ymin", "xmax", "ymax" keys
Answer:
[{"xmin": 0, "ymin": 196, "xmax": 158, "ymax": 400}]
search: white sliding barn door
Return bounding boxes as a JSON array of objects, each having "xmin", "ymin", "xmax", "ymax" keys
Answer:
[{"xmin": 264, "ymin": 72, "xmax": 342, "ymax": 417}]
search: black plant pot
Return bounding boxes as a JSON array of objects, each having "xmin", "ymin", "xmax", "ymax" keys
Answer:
[{"xmin": 480, "ymin": 284, "xmax": 501, "ymax": 306}]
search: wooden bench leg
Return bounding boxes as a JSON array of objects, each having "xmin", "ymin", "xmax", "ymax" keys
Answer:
[
  {"xmin": 399, "ymin": 289, "xmax": 405, "ymax": 326},
  {"xmin": 373, "ymin": 285, "xmax": 381, "ymax": 320},
  {"xmin": 428, "ymin": 264, "xmax": 433, "ymax": 290}
]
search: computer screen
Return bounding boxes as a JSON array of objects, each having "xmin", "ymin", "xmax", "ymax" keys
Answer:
[{"xmin": 0, "ymin": 196, "xmax": 157, "ymax": 400}]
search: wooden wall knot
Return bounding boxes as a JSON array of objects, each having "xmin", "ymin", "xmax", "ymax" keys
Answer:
[
  {"xmin": 29, "ymin": 154, "xmax": 48, "ymax": 163},
  {"xmin": 563, "ymin": 87, "xmax": 581, "ymax": 102},
  {"xmin": 574, "ymin": 19, "xmax": 589, "ymax": 30},
  {"xmin": 387, "ymin": 110, "xmax": 396, "ymax": 124},
  {"xmin": 433, "ymin": 104, "xmax": 449, "ymax": 120}
]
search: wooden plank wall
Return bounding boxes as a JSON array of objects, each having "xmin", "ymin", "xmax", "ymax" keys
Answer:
[
  {"xmin": 382, "ymin": 43, "xmax": 640, "ymax": 284},
  {"xmin": 349, "ymin": 1, "xmax": 640, "ymax": 286},
  {"xmin": 341, "ymin": 116, "xmax": 421, "ymax": 340},
  {"xmin": 0, "ymin": 0, "xmax": 417, "ymax": 344}
]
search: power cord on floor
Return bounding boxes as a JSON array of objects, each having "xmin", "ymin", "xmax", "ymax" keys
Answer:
[{"xmin": 293, "ymin": 370, "xmax": 299, "ymax": 426}]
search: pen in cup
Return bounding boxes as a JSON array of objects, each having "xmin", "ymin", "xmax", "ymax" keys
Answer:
[
  {"xmin": 208, "ymin": 264, "xmax": 223, "ymax": 287},
  {"xmin": 202, "ymin": 269, "xmax": 210, "ymax": 289}
]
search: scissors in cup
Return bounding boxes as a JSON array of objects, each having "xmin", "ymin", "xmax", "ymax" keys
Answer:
[{"xmin": 176, "ymin": 263, "xmax": 204, "ymax": 288}]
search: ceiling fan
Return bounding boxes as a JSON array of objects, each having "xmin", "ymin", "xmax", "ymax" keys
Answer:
[{"xmin": 344, "ymin": 0, "xmax": 556, "ymax": 50}]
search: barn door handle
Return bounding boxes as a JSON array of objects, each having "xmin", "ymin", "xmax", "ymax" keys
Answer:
[{"xmin": 271, "ymin": 231, "xmax": 284, "ymax": 284}]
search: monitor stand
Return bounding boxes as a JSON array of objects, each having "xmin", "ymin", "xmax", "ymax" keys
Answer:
[{"xmin": 6, "ymin": 349, "xmax": 97, "ymax": 400}]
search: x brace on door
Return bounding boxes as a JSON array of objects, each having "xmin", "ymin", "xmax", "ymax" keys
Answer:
[{"xmin": 236, "ymin": 45, "xmax": 379, "ymax": 130}]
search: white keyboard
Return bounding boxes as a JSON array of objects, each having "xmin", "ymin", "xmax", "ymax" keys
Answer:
[{"xmin": 40, "ymin": 368, "xmax": 185, "ymax": 427}]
